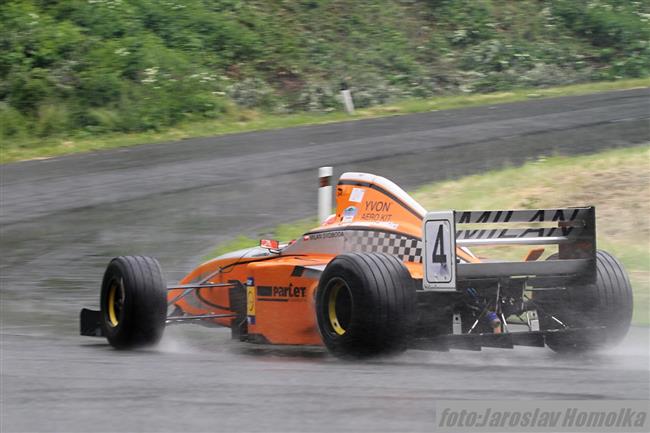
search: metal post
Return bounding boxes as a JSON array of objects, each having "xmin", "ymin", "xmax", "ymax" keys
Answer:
[
  {"xmin": 340, "ymin": 90, "xmax": 355, "ymax": 114},
  {"xmin": 318, "ymin": 166, "xmax": 333, "ymax": 223}
]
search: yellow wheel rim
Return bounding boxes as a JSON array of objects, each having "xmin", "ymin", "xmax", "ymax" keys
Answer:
[
  {"xmin": 107, "ymin": 280, "xmax": 122, "ymax": 327},
  {"xmin": 328, "ymin": 281, "xmax": 347, "ymax": 336}
]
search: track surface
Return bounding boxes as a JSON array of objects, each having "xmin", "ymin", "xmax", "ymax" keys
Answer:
[{"xmin": 2, "ymin": 89, "xmax": 649, "ymax": 432}]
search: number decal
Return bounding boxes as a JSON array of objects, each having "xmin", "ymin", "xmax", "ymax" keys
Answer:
[
  {"xmin": 423, "ymin": 211, "xmax": 457, "ymax": 290},
  {"xmin": 431, "ymin": 225, "xmax": 447, "ymax": 264}
]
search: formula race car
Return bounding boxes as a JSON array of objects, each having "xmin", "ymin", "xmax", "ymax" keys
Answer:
[{"xmin": 80, "ymin": 172, "xmax": 633, "ymax": 357}]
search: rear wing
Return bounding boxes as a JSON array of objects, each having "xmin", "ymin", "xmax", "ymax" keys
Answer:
[{"xmin": 422, "ymin": 207, "xmax": 596, "ymax": 291}]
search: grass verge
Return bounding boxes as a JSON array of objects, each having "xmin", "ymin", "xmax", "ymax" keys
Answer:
[
  {"xmin": 205, "ymin": 145, "xmax": 650, "ymax": 325},
  {"xmin": 2, "ymin": 78, "xmax": 649, "ymax": 164},
  {"xmin": 202, "ymin": 218, "xmax": 319, "ymax": 261},
  {"xmin": 412, "ymin": 145, "xmax": 650, "ymax": 325}
]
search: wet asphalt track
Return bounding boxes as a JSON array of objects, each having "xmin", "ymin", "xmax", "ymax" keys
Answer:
[{"xmin": 1, "ymin": 88, "xmax": 649, "ymax": 432}]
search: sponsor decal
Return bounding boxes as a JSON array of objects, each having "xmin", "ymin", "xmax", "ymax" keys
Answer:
[
  {"xmin": 246, "ymin": 284, "xmax": 256, "ymax": 324},
  {"xmin": 342, "ymin": 206, "xmax": 357, "ymax": 223},
  {"xmin": 257, "ymin": 283, "xmax": 307, "ymax": 302},
  {"xmin": 273, "ymin": 285, "xmax": 306, "ymax": 298},
  {"xmin": 365, "ymin": 200, "xmax": 392, "ymax": 212},
  {"xmin": 458, "ymin": 210, "xmax": 514, "ymax": 224},
  {"xmin": 309, "ymin": 230, "xmax": 344, "ymax": 240},
  {"xmin": 528, "ymin": 209, "xmax": 581, "ymax": 222},
  {"xmin": 456, "ymin": 209, "xmax": 583, "ymax": 224},
  {"xmin": 361, "ymin": 200, "xmax": 393, "ymax": 221},
  {"xmin": 349, "ymin": 188, "xmax": 365, "ymax": 203}
]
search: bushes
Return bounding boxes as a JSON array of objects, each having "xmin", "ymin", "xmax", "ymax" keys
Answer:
[
  {"xmin": 0, "ymin": 104, "xmax": 29, "ymax": 139},
  {"xmin": 552, "ymin": 1, "xmax": 649, "ymax": 49},
  {"xmin": 428, "ymin": 0, "xmax": 497, "ymax": 47},
  {"xmin": 1, "ymin": 0, "xmax": 648, "ymax": 142},
  {"xmin": 227, "ymin": 78, "xmax": 278, "ymax": 110},
  {"xmin": 551, "ymin": 0, "xmax": 650, "ymax": 78},
  {"xmin": 34, "ymin": 103, "xmax": 71, "ymax": 137}
]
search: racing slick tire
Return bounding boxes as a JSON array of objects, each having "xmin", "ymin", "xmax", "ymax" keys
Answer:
[
  {"xmin": 536, "ymin": 250, "xmax": 633, "ymax": 353},
  {"xmin": 316, "ymin": 252, "xmax": 416, "ymax": 358},
  {"xmin": 100, "ymin": 256, "xmax": 167, "ymax": 349}
]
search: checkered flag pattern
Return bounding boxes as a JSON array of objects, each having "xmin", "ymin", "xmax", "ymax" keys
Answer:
[{"xmin": 346, "ymin": 230, "xmax": 423, "ymax": 263}]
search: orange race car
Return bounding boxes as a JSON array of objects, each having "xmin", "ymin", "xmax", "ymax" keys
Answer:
[{"xmin": 80, "ymin": 172, "xmax": 633, "ymax": 357}]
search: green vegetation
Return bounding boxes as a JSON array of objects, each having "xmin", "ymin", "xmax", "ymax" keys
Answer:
[
  {"xmin": 205, "ymin": 145, "xmax": 650, "ymax": 324},
  {"xmin": 2, "ymin": 77, "xmax": 649, "ymax": 163},
  {"xmin": 2, "ymin": 1, "xmax": 649, "ymax": 160}
]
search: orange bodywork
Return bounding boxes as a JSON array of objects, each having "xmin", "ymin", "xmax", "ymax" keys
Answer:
[
  {"xmin": 175, "ymin": 254, "xmax": 328, "ymax": 345},
  {"xmin": 170, "ymin": 172, "xmax": 479, "ymax": 346}
]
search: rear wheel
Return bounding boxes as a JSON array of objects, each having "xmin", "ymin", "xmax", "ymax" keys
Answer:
[
  {"xmin": 100, "ymin": 256, "xmax": 167, "ymax": 349},
  {"xmin": 536, "ymin": 250, "xmax": 633, "ymax": 353},
  {"xmin": 316, "ymin": 253, "xmax": 416, "ymax": 358}
]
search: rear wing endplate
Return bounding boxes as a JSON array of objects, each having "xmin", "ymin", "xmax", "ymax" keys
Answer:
[{"xmin": 422, "ymin": 207, "xmax": 596, "ymax": 291}]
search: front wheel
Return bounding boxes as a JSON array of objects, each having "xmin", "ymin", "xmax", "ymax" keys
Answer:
[
  {"xmin": 100, "ymin": 256, "xmax": 167, "ymax": 349},
  {"xmin": 316, "ymin": 253, "xmax": 416, "ymax": 358}
]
